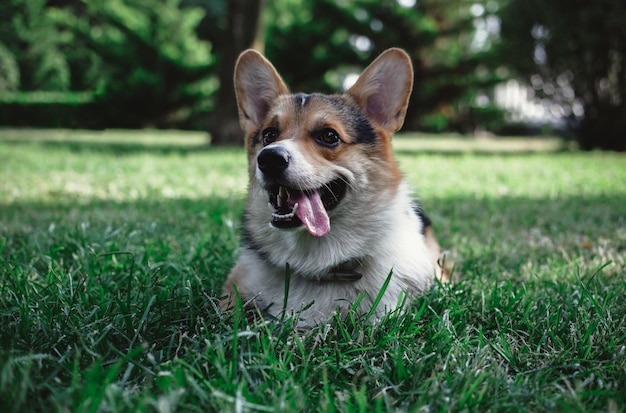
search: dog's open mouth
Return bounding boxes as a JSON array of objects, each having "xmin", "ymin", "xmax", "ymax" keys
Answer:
[{"xmin": 267, "ymin": 178, "xmax": 347, "ymax": 237}]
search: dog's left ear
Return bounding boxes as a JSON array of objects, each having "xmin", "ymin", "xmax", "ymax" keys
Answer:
[{"xmin": 347, "ymin": 48, "xmax": 414, "ymax": 132}]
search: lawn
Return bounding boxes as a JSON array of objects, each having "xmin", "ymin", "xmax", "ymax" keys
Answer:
[{"xmin": 1, "ymin": 129, "xmax": 625, "ymax": 412}]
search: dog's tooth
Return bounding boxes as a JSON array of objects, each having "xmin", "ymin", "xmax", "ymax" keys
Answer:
[
  {"xmin": 278, "ymin": 186, "xmax": 288, "ymax": 208},
  {"xmin": 272, "ymin": 210, "xmax": 295, "ymax": 220},
  {"xmin": 271, "ymin": 202, "xmax": 299, "ymax": 222}
]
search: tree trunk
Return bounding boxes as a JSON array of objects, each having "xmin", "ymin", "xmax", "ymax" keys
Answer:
[{"xmin": 209, "ymin": 0, "xmax": 264, "ymax": 146}]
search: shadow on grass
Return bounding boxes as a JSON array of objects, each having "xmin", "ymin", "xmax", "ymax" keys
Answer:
[
  {"xmin": 2, "ymin": 191, "xmax": 624, "ymax": 285},
  {"xmin": 0, "ymin": 194, "xmax": 244, "ymax": 293},
  {"xmin": 0, "ymin": 137, "xmax": 215, "ymax": 156},
  {"xmin": 423, "ymin": 193, "xmax": 626, "ymax": 279},
  {"xmin": 0, "ymin": 192, "xmax": 624, "ymax": 380}
]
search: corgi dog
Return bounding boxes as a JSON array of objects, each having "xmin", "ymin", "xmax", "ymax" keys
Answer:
[{"xmin": 222, "ymin": 48, "xmax": 447, "ymax": 325}]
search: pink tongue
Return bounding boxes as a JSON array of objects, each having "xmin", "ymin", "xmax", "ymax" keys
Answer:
[{"xmin": 293, "ymin": 190, "xmax": 330, "ymax": 237}]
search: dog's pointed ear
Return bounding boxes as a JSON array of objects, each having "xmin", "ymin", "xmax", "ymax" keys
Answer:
[
  {"xmin": 234, "ymin": 49, "xmax": 289, "ymax": 133},
  {"xmin": 347, "ymin": 48, "xmax": 414, "ymax": 132}
]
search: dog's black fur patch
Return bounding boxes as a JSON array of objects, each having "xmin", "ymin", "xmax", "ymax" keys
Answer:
[
  {"xmin": 412, "ymin": 203, "xmax": 432, "ymax": 235},
  {"xmin": 250, "ymin": 128, "xmax": 261, "ymax": 147},
  {"xmin": 325, "ymin": 95, "xmax": 378, "ymax": 145},
  {"xmin": 293, "ymin": 93, "xmax": 311, "ymax": 110}
]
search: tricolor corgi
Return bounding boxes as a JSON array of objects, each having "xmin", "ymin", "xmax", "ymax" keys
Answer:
[{"xmin": 222, "ymin": 48, "xmax": 448, "ymax": 325}]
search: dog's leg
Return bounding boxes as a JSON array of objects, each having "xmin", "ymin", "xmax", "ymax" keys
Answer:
[
  {"xmin": 220, "ymin": 262, "xmax": 248, "ymax": 311},
  {"xmin": 423, "ymin": 224, "xmax": 450, "ymax": 283},
  {"xmin": 413, "ymin": 205, "xmax": 450, "ymax": 283}
]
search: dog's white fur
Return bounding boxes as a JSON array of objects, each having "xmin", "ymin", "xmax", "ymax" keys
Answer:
[
  {"xmin": 229, "ymin": 182, "xmax": 433, "ymax": 322},
  {"xmin": 222, "ymin": 48, "xmax": 441, "ymax": 325}
]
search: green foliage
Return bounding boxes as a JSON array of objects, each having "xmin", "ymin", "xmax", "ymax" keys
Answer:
[
  {"xmin": 0, "ymin": 130, "xmax": 625, "ymax": 411},
  {"xmin": 0, "ymin": 0, "xmax": 505, "ymax": 133},
  {"xmin": 0, "ymin": 43, "xmax": 20, "ymax": 91},
  {"xmin": 498, "ymin": 0, "xmax": 626, "ymax": 150},
  {"xmin": 265, "ymin": 0, "xmax": 505, "ymax": 133},
  {"xmin": 49, "ymin": 0, "xmax": 217, "ymax": 129},
  {"xmin": 0, "ymin": 0, "xmax": 217, "ymax": 129},
  {"xmin": 5, "ymin": 0, "xmax": 625, "ymax": 140},
  {"xmin": 0, "ymin": 91, "xmax": 96, "ymax": 127},
  {"xmin": 0, "ymin": 0, "xmax": 70, "ymax": 91}
]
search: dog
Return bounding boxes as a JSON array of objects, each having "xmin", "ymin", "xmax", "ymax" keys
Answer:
[{"xmin": 221, "ymin": 48, "xmax": 448, "ymax": 325}]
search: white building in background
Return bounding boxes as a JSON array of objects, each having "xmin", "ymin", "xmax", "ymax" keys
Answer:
[
  {"xmin": 493, "ymin": 79, "xmax": 584, "ymax": 126},
  {"xmin": 495, "ymin": 80, "xmax": 547, "ymax": 122}
]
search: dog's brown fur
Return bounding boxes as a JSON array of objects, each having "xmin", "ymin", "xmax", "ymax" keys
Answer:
[{"xmin": 222, "ymin": 48, "xmax": 448, "ymax": 325}]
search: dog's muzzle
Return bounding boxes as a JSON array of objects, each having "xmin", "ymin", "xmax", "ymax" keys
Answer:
[{"xmin": 256, "ymin": 146, "xmax": 347, "ymax": 237}]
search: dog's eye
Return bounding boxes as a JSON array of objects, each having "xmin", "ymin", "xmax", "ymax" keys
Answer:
[
  {"xmin": 262, "ymin": 127, "xmax": 279, "ymax": 146},
  {"xmin": 313, "ymin": 128, "xmax": 341, "ymax": 148}
]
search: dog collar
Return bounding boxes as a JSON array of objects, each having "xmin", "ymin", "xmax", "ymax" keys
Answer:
[{"xmin": 319, "ymin": 258, "xmax": 364, "ymax": 282}]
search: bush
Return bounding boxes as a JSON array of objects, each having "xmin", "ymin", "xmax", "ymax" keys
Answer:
[{"xmin": 0, "ymin": 92, "xmax": 98, "ymax": 128}]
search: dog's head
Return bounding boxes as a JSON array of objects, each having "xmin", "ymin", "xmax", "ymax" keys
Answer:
[{"xmin": 234, "ymin": 48, "xmax": 414, "ymax": 238}]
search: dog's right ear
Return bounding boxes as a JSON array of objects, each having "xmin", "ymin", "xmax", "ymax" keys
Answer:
[{"xmin": 234, "ymin": 50, "xmax": 290, "ymax": 133}]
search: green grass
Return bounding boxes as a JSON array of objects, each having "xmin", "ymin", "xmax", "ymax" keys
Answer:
[{"xmin": 1, "ymin": 129, "xmax": 625, "ymax": 412}]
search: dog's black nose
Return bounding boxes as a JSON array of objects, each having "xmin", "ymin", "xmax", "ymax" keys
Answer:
[{"xmin": 257, "ymin": 146, "xmax": 290, "ymax": 178}]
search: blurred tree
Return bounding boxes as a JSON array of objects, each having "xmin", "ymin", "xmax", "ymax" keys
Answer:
[
  {"xmin": 1, "ymin": 0, "xmax": 506, "ymax": 135},
  {"xmin": 0, "ymin": 43, "xmax": 20, "ymax": 92},
  {"xmin": 498, "ymin": 0, "xmax": 626, "ymax": 151},
  {"xmin": 264, "ymin": 0, "xmax": 503, "ymax": 133},
  {"xmin": 0, "ymin": 0, "xmax": 70, "ymax": 91},
  {"xmin": 207, "ymin": 0, "xmax": 264, "ymax": 145},
  {"xmin": 49, "ymin": 0, "xmax": 216, "ymax": 128}
]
